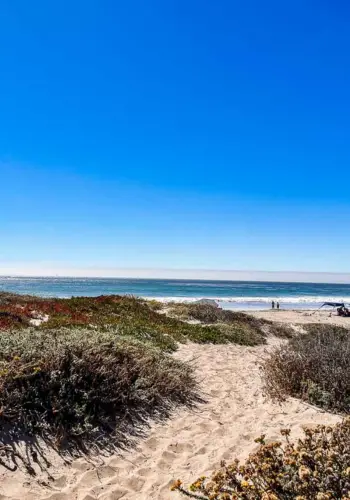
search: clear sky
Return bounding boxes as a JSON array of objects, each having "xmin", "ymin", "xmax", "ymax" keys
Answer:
[{"xmin": 1, "ymin": 0, "xmax": 350, "ymax": 276}]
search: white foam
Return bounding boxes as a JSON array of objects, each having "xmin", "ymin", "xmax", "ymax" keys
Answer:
[{"xmin": 145, "ymin": 295, "xmax": 350, "ymax": 304}]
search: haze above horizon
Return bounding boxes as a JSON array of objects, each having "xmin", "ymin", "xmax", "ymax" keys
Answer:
[
  {"xmin": 1, "ymin": 267, "xmax": 350, "ymax": 285},
  {"xmin": 1, "ymin": 1, "xmax": 349, "ymax": 274}
]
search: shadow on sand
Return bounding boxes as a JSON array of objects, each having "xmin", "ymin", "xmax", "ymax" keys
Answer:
[{"xmin": 0, "ymin": 390, "xmax": 205, "ymax": 482}]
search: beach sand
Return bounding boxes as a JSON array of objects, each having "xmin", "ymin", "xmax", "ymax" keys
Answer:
[
  {"xmin": 250, "ymin": 308, "xmax": 350, "ymax": 326},
  {"xmin": 0, "ymin": 336, "xmax": 341, "ymax": 500}
]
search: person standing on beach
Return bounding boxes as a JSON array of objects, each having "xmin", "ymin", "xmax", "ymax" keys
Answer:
[
  {"xmin": 272, "ymin": 300, "xmax": 275, "ymax": 309},
  {"xmin": 277, "ymin": 302, "xmax": 280, "ymax": 310}
]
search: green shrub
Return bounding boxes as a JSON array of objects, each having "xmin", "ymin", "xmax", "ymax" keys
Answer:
[
  {"xmin": 262, "ymin": 326, "xmax": 350, "ymax": 413},
  {"xmin": 168, "ymin": 303, "xmax": 263, "ymax": 327},
  {"xmin": 0, "ymin": 294, "xmax": 268, "ymax": 348},
  {"xmin": 168, "ymin": 303, "xmax": 293, "ymax": 341},
  {"xmin": 172, "ymin": 419, "xmax": 350, "ymax": 499},
  {"xmin": 0, "ymin": 328, "xmax": 197, "ymax": 449},
  {"xmin": 215, "ymin": 323, "xmax": 267, "ymax": 346},
  {"xmin": 267, "ymin": 322, "xmax": 295, "ymax": 339},
  {"xmin": 302, "ymin": 323, "xmax": 349, "ymax": 336}
]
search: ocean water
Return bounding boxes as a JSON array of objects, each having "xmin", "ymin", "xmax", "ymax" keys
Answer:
[{"xmin": 1, "ymin": 277, "xmax": 350, "ymax": 310}]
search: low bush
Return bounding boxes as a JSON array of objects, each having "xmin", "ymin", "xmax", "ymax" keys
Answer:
[
  {"xmin": 302, "ymin": 323, "xmax": 349, "ymax": 336},
  {"xmin": 267, "ymin": 322, "xmax": 295, "ymax": 339},
  {"xmin": 0, "ymin": 294, "xmax": 268, "ymax": 348},
  {"xmin": 0, "ymin": 328, "xmax": 198, "ymax": 448},
  {"xmin": 172, "ymin": 419, "xmax": 350, "ymax": 499},
  {"xmin": 168, "ymin": 303, "xmax": 263, "ymax": 326},
  {"xmin": 168, "ymin": 303, "xmax": 293, "ymax": 341},
  {"xmin": 0, "ymin": 310, "xmax": 29, "ymax": 329},
  {"xmin": 214, "ymin": 323, "xmax": 267, "ymax": 346},
  {"xmin": 262, "ymin": 326, "xmax": 350, "ymax": 413}
]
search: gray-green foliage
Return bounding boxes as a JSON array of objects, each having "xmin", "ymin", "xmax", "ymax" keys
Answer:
[
  {"xmin": 262, "ymin": 325, "xmax": 350, "ymax": 413},
  {"xmin": 0, "ymin": 328, "xmax": 197, "ymax": 448}
]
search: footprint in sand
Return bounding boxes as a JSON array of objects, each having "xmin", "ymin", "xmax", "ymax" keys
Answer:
[
  {"xmin": 42, "ymin": 494, "xmax": 70, "ymax": 500},
  {"xmin": 160, "ymin": 450, "xmax": 177, "ymax": 461},
  {"xmin": 193, "ymin": 446, "xmax": 207, "ymax": 456},
  {"xmin": 136, "ymin": 467, "xmax": 153, "ymax": 478},
  {"xmin": 74, "ymin": 470, "xmax": 100, "ymax": 489},
  {"xmin": 71, "ymin": 459, "xmax": 93, "ymax": 473},
  {"xmin": 123, "ymin": 476, "xmax": 145, "ymax": 492},
  {"xmin": 98, "ymin": 488, "xmax": 129, "ymax": 500},
  {"xmin": 79, "ymin": 495, "xmax": 96, "ymax": 500},
  {"xmin": 156, "ymin": 458, "xmax": 173, "ymax": 471},
  {"xmin": 96, "ymin": 466, "xmax": 118, "ymax": 481},
  {"xmin": 167, "ymin": 442, "xmax": 193, "ymax": 453},
  {"xmin": 143, "ymin": 437, "xmax": 159, "ymax": 451},
  {"xmin": 52, "ymin": 476, "xmax": 67, "ymax": 489}
]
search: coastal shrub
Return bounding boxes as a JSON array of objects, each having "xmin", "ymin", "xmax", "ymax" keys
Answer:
[
  {"xmin": 262, "ymin": 326, "xmax": 350, "ymax": 413},
  {"xmin": 0, "ymin": 294, "xmax": 267, "ymax": 347},
  {"xmin": 168, "ymin": 303, "xmax": 262, "ymax": 326},
  {"xmin": 0, "ymin": 328, "xmax": 197, "ymax": 448},
  {"xmin": 172, "ymin": 419, "xmax": 350, "ymax": 499},
  {"xmin": 0, "ymin": 310, "xmax": 30, "ymax": 329},
  {"xmin": 266, "ymin": 322, "xmax": 295, "ymax": 339},
  {"xmin": 146, "ymin": 299, "xmax": 165, "ymax": 311},
  {"xmin": 108, "ymin": 322, "xmax": 178, "ymax": 351},
  {"xmin": 187, "ymin": 304, "xmax": 225, "ymax": 323},
  {"xmin": 214, "ymin": 323, "xmax": 266, "ymax": 346},
  {"xmin": 168, "ymin": 303, "xmax": 293, "ymax": 340},
  {"xmin": 302, "ymin": 323, "xmax": 349, "ymax": 336}
]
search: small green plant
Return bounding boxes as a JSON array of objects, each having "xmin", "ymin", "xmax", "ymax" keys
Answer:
[{"xmin": 172, "ymin": 419, "xmax": 350, "ymax": 499}]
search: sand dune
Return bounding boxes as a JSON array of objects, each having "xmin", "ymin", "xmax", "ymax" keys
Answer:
[{"xmin": 0, "ymin": 339, "xmax": 340, "ymax": 500}]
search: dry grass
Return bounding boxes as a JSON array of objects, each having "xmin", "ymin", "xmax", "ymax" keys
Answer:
[
  {"xmin": 262, "ymin": 325, "xmax": 350, "ymax": 413},
  {"xmin": 172, "ymin": 419, "xmax": 350, "ymax": 499}
]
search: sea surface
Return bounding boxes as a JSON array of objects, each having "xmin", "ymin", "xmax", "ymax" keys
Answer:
[{"xmin": 1, "ymin": 277, "xmax": 350, "ymax": 310}]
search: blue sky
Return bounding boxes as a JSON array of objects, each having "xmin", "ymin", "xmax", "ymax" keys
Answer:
[{"xmin": 1, "ymin": 0, "xmax": 350, "ymax": 275}]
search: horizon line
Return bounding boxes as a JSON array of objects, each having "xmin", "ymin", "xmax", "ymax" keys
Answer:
[{"xmin": 1, "ymin": 266, "xmax": 350, "ymax": 284}]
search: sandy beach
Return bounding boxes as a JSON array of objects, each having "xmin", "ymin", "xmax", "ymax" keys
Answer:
[
  {"xmin": 0, "ymin": 334, "xmax": 341, "ymax": 500},
  {"xmin": 250, "ymin": 308, "xmax": 350, "ymax": 326}
]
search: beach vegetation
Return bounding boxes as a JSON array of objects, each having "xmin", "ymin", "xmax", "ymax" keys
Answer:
[
  {"xmin": 0, "ymin": 292, "xmax": 300, "ymax": 457},
  {"xmin": 0, "ymin": 328, "xmax": 198, "ymax": 450},
  {"xmin": 0, "ymin": 293, "xmax": 271, "ymax": 454},
  {"xmin": 262, "ymin": 325, "xmax": 350, "ymax": 413},
  {"xmin": 0, "ymin": 293, "xmax": 268, "ymax": 348},
  {"xmin": 168, "ymin": 302, "xmax": 294, "ymax": 339},
  {"xmin": 172, "ymin": 419, "xmax": 350, "ymax": 499}
]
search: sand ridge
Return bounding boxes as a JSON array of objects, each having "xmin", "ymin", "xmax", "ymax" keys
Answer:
[{"xmin": 0, "ymin": 338, "xmax": 340, "ymax": 500}]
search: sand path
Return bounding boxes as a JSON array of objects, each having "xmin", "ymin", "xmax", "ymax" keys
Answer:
[{"xmin": 0, "ymin": 339, "xmax": 340, "ymax": 500}]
